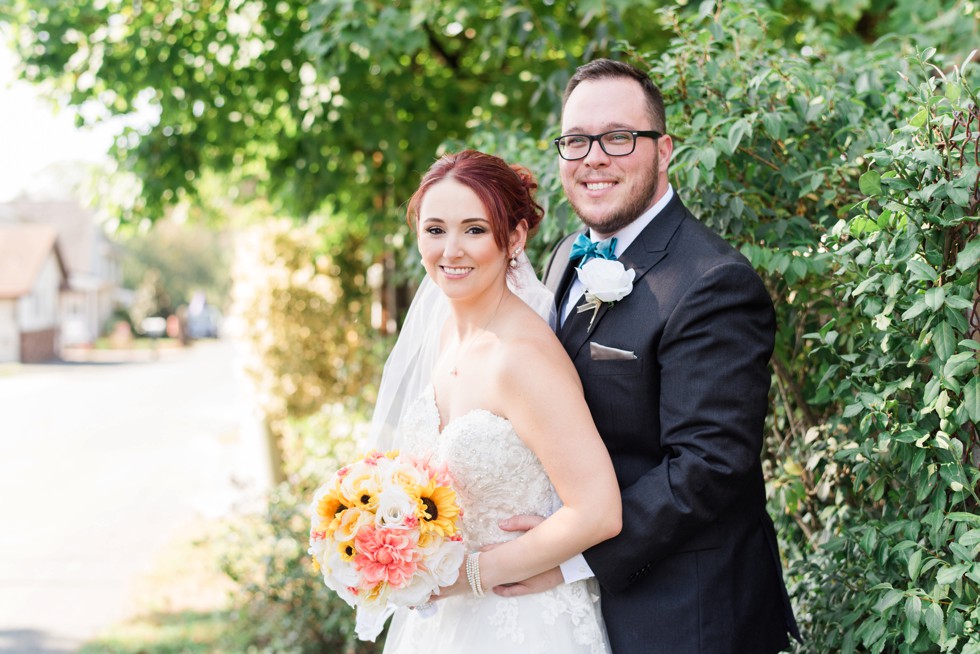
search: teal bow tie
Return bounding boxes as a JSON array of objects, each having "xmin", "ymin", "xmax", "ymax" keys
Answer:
[{"xmin": 569, "ymin": 233, "xmax": 618, "ymax": 264}]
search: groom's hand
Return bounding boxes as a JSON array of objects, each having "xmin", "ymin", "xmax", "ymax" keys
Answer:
[
  {"xmin": 492, "ymin": 567, "xmax": 564, "ymax": 597},
  {"xmin": 491, "ymin": 515, "xmax": 564, "ymax": 596},
  {"xmin": 498, "ymin": 514, "xmax": 546, "ymax": 533}
]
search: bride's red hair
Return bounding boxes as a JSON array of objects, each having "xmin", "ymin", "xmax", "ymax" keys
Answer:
[{"xmin": 406, "ymin": 150, "xmax": 544, "ymax": 251}]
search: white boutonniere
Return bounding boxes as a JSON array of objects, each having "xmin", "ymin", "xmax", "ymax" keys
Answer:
[{"xmin": 575, "ymin": 258, "xmax": 635, "ymax": 333}]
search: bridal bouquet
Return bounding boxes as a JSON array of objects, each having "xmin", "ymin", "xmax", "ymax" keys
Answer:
[{"xmin": 309, "ymin": 450, "xmax": 465, "ymax": 641}]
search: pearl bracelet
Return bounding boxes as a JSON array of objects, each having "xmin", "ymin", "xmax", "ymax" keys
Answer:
[{"xmin": 465, "ymin": 552, "xmax": 485, "ymax": 597}]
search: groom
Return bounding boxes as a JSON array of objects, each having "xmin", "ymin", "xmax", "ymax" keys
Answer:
[{"xmin": 498, "ymin": 59, "xmax": 801, "ymax": 652}]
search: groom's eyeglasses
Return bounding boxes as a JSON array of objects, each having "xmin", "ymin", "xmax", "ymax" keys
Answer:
[{"xmin": 554, "ymin": 130, "xmax": 663, "ymax": 161}]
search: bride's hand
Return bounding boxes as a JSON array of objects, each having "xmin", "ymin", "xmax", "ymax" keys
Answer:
[{"xmin": 431, "ymin": 560, "xmax": 470, "ymax": 600}]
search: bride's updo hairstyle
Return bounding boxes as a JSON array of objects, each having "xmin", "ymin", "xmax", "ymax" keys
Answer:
[{"xmin": 407, "ymin": 149, "xmax": 544, "ymax": 252}]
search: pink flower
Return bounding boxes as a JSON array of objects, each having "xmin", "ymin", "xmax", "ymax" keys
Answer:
[{"xmin": 353, "ymin": 525, "xmax": 419, "ymax": 588}]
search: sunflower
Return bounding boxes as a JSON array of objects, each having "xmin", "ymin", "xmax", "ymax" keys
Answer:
[
  {"xmin": 416, "ymin": 478, "xmax": 461, "ymax": 540},
  {"xmin": 315, "ymin": 486, "xmax": 349, "ymax": 535},
  {"xmin": 337, "ymin": 540, "xmax": 358, "ymax": 562},
  {"xmin": 341, "ymin": 467, "xmax": 382, "ymax": 513}
]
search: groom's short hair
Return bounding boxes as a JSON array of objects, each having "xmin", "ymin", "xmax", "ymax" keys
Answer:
[{"xmin": 562, "ymin": 59, "xmax": 666, "ymax": 134}]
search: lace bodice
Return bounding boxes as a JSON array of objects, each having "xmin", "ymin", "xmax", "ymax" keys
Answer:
[
  {"xmin": 385, "ymin": 386, "xmax": 610, "ymax": 654},
  {"xmin": 398, "ymin": 385, "xmax": 558, "ymax": 549}
]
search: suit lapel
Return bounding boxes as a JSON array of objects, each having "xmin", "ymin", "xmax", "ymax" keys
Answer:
[
  {"xmin": 559, "ymin": 195, "xmax": 688, "ymax": 359},
  {"xmin": 549, "ymin": 232, "xmax": 582, "ymax": 296},
  {"xmin": 549, "ymin": 232, "xmax": 584, "ymax": 339}
]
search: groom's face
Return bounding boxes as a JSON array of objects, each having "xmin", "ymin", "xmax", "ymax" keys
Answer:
[{"xmin": 559, "ymin": 77, "xmax": 669, "ymax": 238}]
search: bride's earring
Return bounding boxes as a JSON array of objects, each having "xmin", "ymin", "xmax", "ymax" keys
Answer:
[{"xmin": 509, "ymin": 247, "xmax": 522, "ymax": 268}]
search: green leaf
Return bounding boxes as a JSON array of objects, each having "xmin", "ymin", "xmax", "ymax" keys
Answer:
[
  {"xmin": 963, "ymin": 377, "xmax": 980, "ymax": 422},
  {"xmin": 925, "ymin": 602, "xmax": 944, "ymax": 638},
  {"xmin": 873, "ymin": 588, "xmax": 905, "ymax": 613},
  {"xmin": 910, "ymin": 108, "xmax": 929, "ymax": 127},
  {"xmin": 699, "ymin": 147, "xmax": 718, "ymax": 170},
  {"xmin": 955, "ymin": 238, "xmax": 980, "ymax": 272},
  {"xmin": 936, "ymin": 563, "xmax": 970, "ymax": 585},
  {"xmin": 902, "ymin": 297, "xmax": 929, "ymax": 320},
  {"xmin": 761, "ymin": 112, "xmax": 785, "ymax": 140},
  {"xmin": 697, "ymin": 0, "xmax": 716, "ymax": 20},
  {"xmin": 906, "ymin": 595, "xmax": 923, "ymax": 624},
  {"xmin": 854, "ymin": 272, "xmax": 882, "ymax": 296},
  {"xmin": 948, "ymin": 512, "xmax": 980, "ymax": 526},
  {"xmin": 728, "ymin": 118, "xmax": 751, "ymax": 152},
  {"xmin": 948, "ymin": 185, "xmax": 970, "ymax": 206},
  {"xmin": 883, "ymin": 273, "xmax": 903, "ymax": 297},
  {"xmin": 925, "ymin": 286, "xmax": 946, "ymax": 311},
  {"xmin": 946, "ymin": 81, "xmax": 962, "ymax": 102},
  {"xmin": 908, "ymin": 549, "xmax": 924, "ymax": 581},
  {"xmin": 946, "ymin": 295, "xmax": 975, "ymax": 310},
  {"xmin": 906, "ymin": 259, "xmax": 938, "ymax": 282},
  {"xmin": 860, "ymin": 170, "xmax": 882, "ymax": 195},
  {"xmin": 959, "ymin": 529, "xmax": 980, "ymax": 547},
  {"xmin": 904, "ymin": 619, "xmax": 921, "ymax": 647},
  {"xmin": 943, "ymin": 351, "xmax": 977, "ymax": 379},
  {"xmin": 934, "ymin": 322, "xmax": 956, "ymax": 362}
]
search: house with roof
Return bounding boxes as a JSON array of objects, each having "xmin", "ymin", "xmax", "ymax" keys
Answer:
[
  {"xmin": 0, "ymin": 223, "xmax": 69, "ymax": 362},
  {"xmin": 0, "ymin": 198, "xmax": 123, "ymax": 351}
]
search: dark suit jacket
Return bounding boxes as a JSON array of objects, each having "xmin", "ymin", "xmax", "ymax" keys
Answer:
[{"xmin": 544, "ymin": 194, "xmax": 800, "ymax": 653}]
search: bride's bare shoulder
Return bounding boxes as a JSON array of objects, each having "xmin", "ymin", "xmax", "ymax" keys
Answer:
[{"xmin": 495, "ymin": 304, "xmax": 578, "ymax": 382}]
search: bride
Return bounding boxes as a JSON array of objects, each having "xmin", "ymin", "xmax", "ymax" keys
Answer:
[{"xmin": 374, "ymin": 149, "xmax": 620, "ymax": 653}]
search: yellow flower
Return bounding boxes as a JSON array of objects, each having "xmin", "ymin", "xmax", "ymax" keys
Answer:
[
  {"xmin": 315, "ymin": 486, "xmax": 348, "ymax": 535},
  {"xmin": 337, "ymin": 540, "xmax": 357, "ymax": 562},
  {"xmin": 335, "ymin": 506, "xmax": 368, "ymax": 542},
  {"xmin": 417, "ymin": 479, "xmax": 460, "ymax": 539},
  {"xmin": 340, "ymin": 466, "xmax": 381, "ymax": 514}
]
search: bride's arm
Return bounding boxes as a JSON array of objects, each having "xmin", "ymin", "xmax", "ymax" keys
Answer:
[{"xmin": 446, "ymin": 334, "xmax": 621, "ymax": 594}]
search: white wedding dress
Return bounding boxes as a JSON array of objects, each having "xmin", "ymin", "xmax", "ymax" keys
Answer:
[{"xmin": 382, "ymin": 385, "xmax": 610, "ymax": 654}]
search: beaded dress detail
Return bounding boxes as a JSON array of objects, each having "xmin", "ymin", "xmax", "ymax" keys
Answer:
[{"xmin": 382, "ymin": 386, "xmax": 609, "ymax": 654}]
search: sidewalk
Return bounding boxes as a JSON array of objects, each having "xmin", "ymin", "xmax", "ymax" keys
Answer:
[{"xmin": 0, "ymin": 340, "xmax": 271, "ymax": 654}]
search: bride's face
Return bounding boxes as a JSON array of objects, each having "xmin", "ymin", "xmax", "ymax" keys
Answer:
[{"xmin": 417, "ymin": 177, "xmax": 510, "ymax": 303}]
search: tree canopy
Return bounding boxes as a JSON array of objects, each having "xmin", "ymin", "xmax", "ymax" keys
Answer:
[{"xmin": 3, "ymin": 0, "xmax": 975, "ymax": 239}]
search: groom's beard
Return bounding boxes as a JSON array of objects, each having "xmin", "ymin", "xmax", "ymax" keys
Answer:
[{"xmin": 571, "ymin": 154, "xmax": 661, "ymax": 236}]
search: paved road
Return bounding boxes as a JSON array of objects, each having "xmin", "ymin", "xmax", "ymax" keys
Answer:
[{"xmin": 0, "ymin": 340, "xmax": 271, "ymax": 653}]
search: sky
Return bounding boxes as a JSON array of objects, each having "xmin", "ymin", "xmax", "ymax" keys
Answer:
[{"xmin": 0, "ymin": 42, "xmax": 116, "ymax": 202}]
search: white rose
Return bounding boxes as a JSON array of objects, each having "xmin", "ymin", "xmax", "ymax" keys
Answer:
[
  {"xmin": 325, "ymin": 548, "xmax": 361, "ymax": 590},
  {"xmin": 420, "ymin": 540, "xmax": 466, "ymax": 588},
  {"xmin": 576, "ymin": 258, "xmax": 635, "ymax": 302},
  {"xmin": 375, "ymin": 486, "xmax": 417, "ymax": 528},
  {"xmin": 388, "ymin": 566, "xmax": 436, "ymax": 606}
]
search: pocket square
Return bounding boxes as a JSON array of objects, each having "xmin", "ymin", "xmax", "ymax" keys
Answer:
[{"xmin": 590, "ymin": 342, "xmax": 637, "ymax": 361}]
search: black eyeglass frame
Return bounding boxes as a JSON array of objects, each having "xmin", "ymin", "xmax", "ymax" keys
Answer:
[{"xmin": 553, "ymin": 129, "xmax": 663, "ymax": 161}]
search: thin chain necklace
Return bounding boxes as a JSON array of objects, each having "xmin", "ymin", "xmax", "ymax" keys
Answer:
[{"xmin": 448, "ymin": 289, "xmax": 507, "ymax": 377}]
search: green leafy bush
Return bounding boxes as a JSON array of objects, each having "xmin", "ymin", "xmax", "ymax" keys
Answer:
[
  {"xmin": 798, "ymin": 51, "xmax": 980, "ymax": 652},
  {"xmin": 607, "ymin": 3, "xmax": 980, "ymax": 651},
  {"xmin": 218, "ymin": 405, "xmax": 383, "ymax": 654}
]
